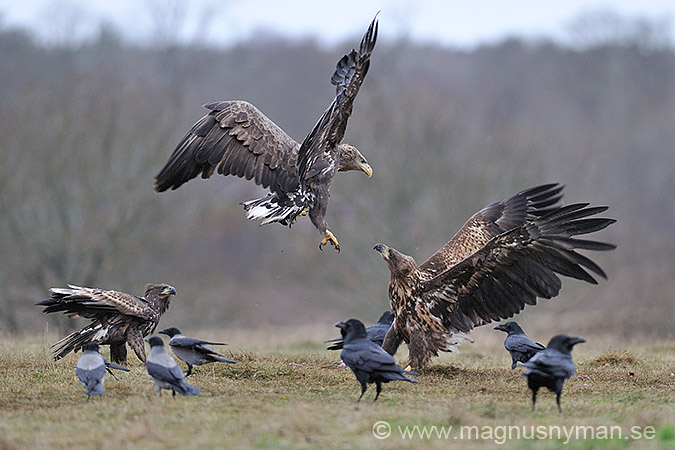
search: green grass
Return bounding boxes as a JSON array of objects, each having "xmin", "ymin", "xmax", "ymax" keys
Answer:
[{"xmin": 0, "ymin": 327, "xmax": 673, "ymax": 449}]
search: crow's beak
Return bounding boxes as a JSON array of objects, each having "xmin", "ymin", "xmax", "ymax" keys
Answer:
[
  {"xmin": 335, "ymin": 321, "xmax": 347, "ymax": 331},
  {"xmin": 494, "ymin": 324, "xmax": 507, "ymax": 331},
  {"xmin": 144, "ymin": 337, "xmax": 151, "ymax": 343},
  {"xmin": 569, "ymin": 337, "xmax": 586, "ymax": 346},
  {"xmin": 158, "ymin": 329, "xmax": 169, "ymax": 336}
]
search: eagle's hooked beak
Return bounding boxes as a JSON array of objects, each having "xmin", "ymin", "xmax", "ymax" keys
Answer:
[
  {"xmin": 360, "ymin": 162, "xmax": 373, "ymax": 178},
  {"xmin": 162, "ymin": 286, "xmax": 177, "ymax": 296},
  {"xmin": 373, "ymin": 243, "xmax": 389, "ymax": 258}
]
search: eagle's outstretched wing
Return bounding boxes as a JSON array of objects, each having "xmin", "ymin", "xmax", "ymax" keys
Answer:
[
  {"xmin": 419, "ymin": 183, "xmax": 563, "ymax": 278},
  {"xmin": 419, "ymin": 203, "xmax": 616, "ymax": 333},
  {"xmin": 154, "ymin": 100, "xmax": 301, "ymax": 197},
  {"xmin": 38, "ymin": 285, "xmax": 157, "ymax": 322},
  {"xmin": 297, "ymin": 15, "xmax": 378, "ymax": 181}
]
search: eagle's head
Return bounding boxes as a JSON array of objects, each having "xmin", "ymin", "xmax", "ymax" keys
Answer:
[
  {"xmin": 337, "ymin": 144, "xmax": 373, "ymax": 177},
  {"xmin": 374, "ymin": 243, "xmax": 418, "ymax": 278},
  {"xmin": 144, "ymin": 284, "xmax": 177, "ymax": 314}
]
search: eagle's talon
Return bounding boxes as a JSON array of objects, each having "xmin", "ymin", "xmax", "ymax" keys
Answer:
[
  {"xmin": 320, "ymin": 230, "xmax": 340, "ymax": 253},
  {"xmin": 291, "ymin": 210, "xmax": 308, "ymax": 225}
]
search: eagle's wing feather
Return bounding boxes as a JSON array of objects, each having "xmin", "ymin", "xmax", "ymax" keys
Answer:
[
  {"xmin": 154, "ymin": 100, "xmax": 301, "ymax": 196},
  {"xmin": 419, "ymin": 183, "xmax": 563, "ymax": 278},
  {"xmin": 419, "ymin": 203, "xmax": 616, "ymax": 333},
  {"xmin": 297, "ymin": 16, "xmax": 378, "ymax": 181},
  {"xmin": 41, "ymin": 285, "xmax": 157, "ymax": 321}
]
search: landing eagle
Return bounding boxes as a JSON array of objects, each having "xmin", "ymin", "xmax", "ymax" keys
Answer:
[
  {"xmin": 373, "ymin": 184, "xmax": 616, "ymax": 369},
  {"xmin": 36, "ymin": 284, "xmax": 176, "ymax": 364},
  {"xmin": 154, "ymin": 16, "xmax": 379, "ymax": 252}
]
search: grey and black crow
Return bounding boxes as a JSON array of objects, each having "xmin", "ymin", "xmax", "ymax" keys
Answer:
[
  {"xmin": 520, "ymin": 334, "xmax": 585, "ymax": 412},
  {"xmin": 76, "ymin": 342, "xmax": 129, "ymax": 399},
  {"xmin": 158, "ymin": 327, "xmax": 236, "ymax": 376},
  {"xmin": 325, "ymin": 311, "xmax": 394, "ymax": 350},
  {"xmin": 337, "ymin": 318, "xmax": 418, "ymax": 402},
  {"xmin": 494, "ymin": 321, "xmax": 545, "ymax": 369},
  {"xmin": 145, "ymin": 337, "xmax": 200, "ymax": 397}
]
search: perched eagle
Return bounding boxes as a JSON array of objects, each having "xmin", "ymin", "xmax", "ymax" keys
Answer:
[
  {"xmin": 373, "ymin": 184, "xmax": 616, "ymax": 369},
  {"xmin": 36, "ymin": 284, "xmax": 176, "ymax": 364},
  {"xmin": 153, "ymin": 16, "xmax": 379, "ymax": 252}
]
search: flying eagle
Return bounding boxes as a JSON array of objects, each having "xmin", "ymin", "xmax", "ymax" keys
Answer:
[
  {"xmin": 153, "ymin": 16, "xmax": 379, "ymax": 252},
  {"xmin": 36, "ymin": 284, "xmax": 176, "ymax": 364},
  {"xmin": 373, "ymin": 184, "xmax": 616, "ymax": 369}
]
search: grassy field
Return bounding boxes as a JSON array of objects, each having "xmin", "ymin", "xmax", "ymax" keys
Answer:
[{"xmin": 0, "ymin": 326, "xmax": 673, "ymax": 449}]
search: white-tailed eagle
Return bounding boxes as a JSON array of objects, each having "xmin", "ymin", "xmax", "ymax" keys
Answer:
[
  {"xmin": 373, "ymin": 184, "xmax": 615, "ymax": 369},
  {"xmin": 36, "ymin": 284, "xmax": 176, "ymax": 364},
  {"xmin": 154, "ymin": 16, "xmax": 379, "ymax": 252}
]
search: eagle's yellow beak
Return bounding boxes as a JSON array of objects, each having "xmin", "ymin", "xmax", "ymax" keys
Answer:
[
  {"xmin": 360, "ymin": 162, "xmax": 373, "ymax": 178},
  {"xmin": 373, "ymin": 243, "xmax": 389, "ymax": 258},
  {"xmin": 162, "ymin": 286, "xmax": 177, "ymax": 296}
]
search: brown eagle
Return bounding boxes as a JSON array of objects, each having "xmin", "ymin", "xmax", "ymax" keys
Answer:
[
  {"xmin": 373, "ymin": 184, "xmax": 616, "ymax": 369},
  {"xmin": 36, "ymin": 284, "xmax": 176, "ymax": 364},
  {"xmin": 153, "ymin": 16, "xmax": 379, "ymax": 252}
]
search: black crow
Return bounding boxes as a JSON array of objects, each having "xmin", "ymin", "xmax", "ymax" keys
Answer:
[
  {"xmin": 520, "ymin": 334, "xmax": 585, "ymax": 412},
  {"xmin": 145, "ymin": 337, "xmax": 200, "ymax": 397},
  {"xmin": 337, "ymin": 318, "xmax": 418, "ymax": 402},
  {"xmin": 494, "ymin": 321, "xmax": 545, "ymax": 369},
  {"xmin": 76, "ymin": 342, "xmax": 129, "ymax": 399},
  {"xmin": 325, "ymin": 311, "xmax": 394, "ymax": 350},
  {"xmin": 158, "ymin": 327, "xmax": 237, "ymax": 376}
]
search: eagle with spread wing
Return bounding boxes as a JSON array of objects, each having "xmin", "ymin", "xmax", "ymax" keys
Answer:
[
  {"xmin": 154, "ymin": 16, "xmax": 379, "ymax": 252},
  {"xmin": 36, "ymin": 284, "xmax": 176, "ymax": 364},
  {"xmin": 373, "ymin": 184, "xmax": 616, "ymax": 369}
]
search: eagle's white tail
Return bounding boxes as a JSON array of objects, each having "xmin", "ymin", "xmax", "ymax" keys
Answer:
[
  {"xmin": 442, "ymin": 331, "xmax": 474, "ymax": 353},
  {"xmin": 240, "ymin": 195, "xmax": 306, "ymax": 226}
]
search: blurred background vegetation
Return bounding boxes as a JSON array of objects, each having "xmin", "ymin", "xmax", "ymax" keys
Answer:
[{"xmin": 0, "ymin": 7, "xmax": 672, "ymax": 339}]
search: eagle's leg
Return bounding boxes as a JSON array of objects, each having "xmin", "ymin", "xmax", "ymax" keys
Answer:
[
  {"xmin": 319, "ymin": 230, "xmax": 340, "ymax": 252},
  {"xmin": 291, "ymin": 210, "xmax": 308, "ymax": 224},
  {"xmin": 110, "ymin": 342, "xmax": 128, "ymax": 365},
  {"xmin": 382, "ymin": 327, "xmax": 402, "ymax": 356},
  {"xmin": 127, "ymin": 328, "xmax": 147, "ymax": 363},
  {"xmin": 309, "ymin": 187, "xmax": 340, "ymax": 252},
  {"xmin": 407, "ymin": 328, "xmax": 434, "ymax": 370}
]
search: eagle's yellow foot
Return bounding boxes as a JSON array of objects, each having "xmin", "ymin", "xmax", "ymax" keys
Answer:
[
  {"xmin": 319, "ymin": 230, "xmax": 340, "ymax": 253},
  {"xmin": 291, "ymin": 210, "xmax": 308, "ymax": 225}
]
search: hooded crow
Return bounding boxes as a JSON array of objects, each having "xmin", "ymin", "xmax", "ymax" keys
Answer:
[
  {"xmin": 145, "ymin": 336, "xmax": 200, "ymax": 396},
  {"xmin": 76, "ymin": 342, "xmax": 129, "ymax": 399},
  {"xmin": 159, "ymin": 327, "xmax": 236, "ymax": 376}
]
